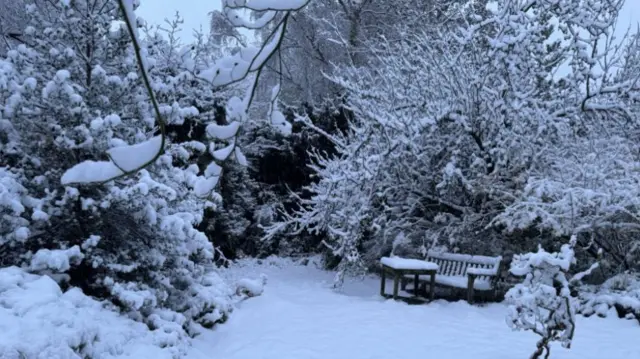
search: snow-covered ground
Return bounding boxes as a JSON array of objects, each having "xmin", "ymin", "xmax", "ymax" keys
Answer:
[
  {"xmin": 2, "ymin": 258, "xmax": 638, "ymax": 358},
  {"xmin": 189, "ymin": 257, "xmax": 639, "ymax": 359}
]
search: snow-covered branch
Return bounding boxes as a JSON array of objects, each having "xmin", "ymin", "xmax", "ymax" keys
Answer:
[{"xmin": 62, "ymin": 0, "xmax": 310, "ymax": 186}]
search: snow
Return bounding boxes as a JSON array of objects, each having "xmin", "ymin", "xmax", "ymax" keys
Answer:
[
  {"xmin": 61, "ymin": 160, "xmax": 123, "ymax": 184},
  {"xmin": 194, "ymin": 176, "xmax": 219, "ymax": 197},
  {"xmin": 0, "ymin": 171, "xmax": 26, "ymax": 216},
  {"xmin": 82, "ymin": 235, "xmax": 101, "ymax": 250},
  {"xmin": 13, "ymin": 227, "xmax": 29, "ymax": 241},
  {"xmin": 234, "ymin": 146, "xmax": 248, "ymax": 166},
  {"xmin": 270, "ymin": 109, "xmax": 292, "ymax": 135},
  {"xmin": 0, "ymin": 267, "xmax": 178, "ymax": 358},
  {"xmin": 212, "ymin": 143, "xmax": 235, "ymax": 161},
  {"xmin": 105, "ymin": 114, "xmax": 122, "ymax": 126},
  {"xmin": 204, "ymin": 162, "xmax": 222, "ymax": 177},
  {"xmin": 235, "ymin": 274, "xmax": 268, "ymax": 298},
  {"xmin": 197, "ymin": 8, "xmax": 287, "ymax": 88},
  {"xmin": 435, "ymin": 275, "xmax": 490, "ymax": 290},
  {"xmin": 206, "ymin": 121, "xmax": 240, "ymax": 140},
  {"xmin": 188, "ymin": 257, "xmax": 640, "ymax": 359},
  {"xmin": 29, "ymin": 245, "xmax": 84, "ymax": 272},
  {"xmin": 90, "ymin": 118, "xmax": 105, "ymax": 130},
  {"xmin": 380, "ymin": 256, "xmax": 439, "ymax": 270},
  {"xmin": 402, "ymin": 273, "xmax": 492, "ymax": 290},
  {"xmin": 467, "ymin": 267, "xmax": 499, "ymax": 276},
  {"xmin": 577, "ymin": 273, "xmax": 640, "ymax": 318},
  {"xmin": 107, "ymin": 136, "xmax": 162, "ymax": 172},
  {"xmin": 61, "ymin": 136, "xmax": 163, "ymax": 184},
  {"xmin": 120, "ymin": 0, "xmax": 141, "ymax": 50},
  {"xmin": 224, "ymin": 9, "xmax": 276, "ymax": 29},
  {"xmin": 110, "ymin": 281, "xmax": 156, "ymax": 311},
  {"xmin": 510, "ymin": 243, "xmax": 574, "ymax": 276}
]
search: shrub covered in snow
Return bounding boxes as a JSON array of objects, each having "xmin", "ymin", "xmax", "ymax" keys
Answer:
[
  {"xmin": 262, "ymin": 0, "xmax": 640, "ymax": 290},
  {"xmin": 0, "ymin": 266, "xmax": 183, "ymax": 358},
  {"xmin": 506, "ymin": 236, "xmax": 599, "ymax": 359},
  {"xmin": 235, "ymin": 273, "xmax": 268, "ymax": 298},
  {"xmin": 0, "ymin": 168, "xmax": 47, "ymax": 259},
  {"xmin": 576, "ymin": 272, "xmax": 640, "ymax": 323},
  {"xmin": 0, "ymin": 0, "xmax": 236, "ymax": 338}
]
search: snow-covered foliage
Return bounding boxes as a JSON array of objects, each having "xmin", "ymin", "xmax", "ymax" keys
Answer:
[
  {"xmin": 0, "ymin": 266, "xmax": 183, "ymax": 358},
  {"xmin": 0, "ymin": 263, "xmax": 271, "ymax": 357},
  {"xmin": 235, "ymin": 273, "xmax": 268, "ymax": 298},
  {"xmin": 0, "ymin": 0, "xmax": 245, "ymax": 342},
  {"xmin": 576, "ymin": 272, "xmax": 640, "ymax": 323},
  {"xmin": 0, "ymin": 168, "xmax": 46, "ymax": 256},
  {"xmin": 266, "ymin": 0, "xmax": 640, "ymax": 284},
  {"xmin": 505, "ymin": 236, "xmax": 598, "ymax": 358}
]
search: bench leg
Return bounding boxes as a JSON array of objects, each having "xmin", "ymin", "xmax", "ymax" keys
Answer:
[
  {"xmin": 430, "ymin": 272, "xmax": 436, "ymax": 301},
  {"xmin": 413, "ymin": 274, "xmax": 419, "ymax": 296},
  {"xmin": 419, "ymin": 281, "xmax": 427, "ymax": 297},
  {"xmin": 380, "ymin": 267, "xmax": 386, "ymax": 297},
  {"xmin": 467, "ymin": 275, "xmax": 476, "ymax": 304},
  {"xmin": 393, "ymin": 273, "xmax": 400, "ymax": 300}
]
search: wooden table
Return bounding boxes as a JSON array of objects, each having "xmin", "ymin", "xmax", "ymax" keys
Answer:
[{"xmin": 379, "ymin": 257, "xmax": 438, "ymax": 301}]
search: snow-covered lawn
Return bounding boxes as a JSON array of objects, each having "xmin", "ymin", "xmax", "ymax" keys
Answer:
[
  {"xmin": 2, "ymin": 259, "xmax": 637, "ymax": 358},
  {"xmin": 189, "ymin": 258, "xmax": 639, "ymax": 359}
]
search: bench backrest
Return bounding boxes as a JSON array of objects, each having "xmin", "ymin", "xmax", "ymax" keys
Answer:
[{"xmin": 426, "ymin": 251, "xmax": 502, "ymax": 282}]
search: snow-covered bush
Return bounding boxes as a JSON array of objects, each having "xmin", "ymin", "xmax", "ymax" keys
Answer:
[
  {"xmin": 493, "ymin": 137, "xmax": 640, "ymax": 275},
  {"xmin": 0, "ymin": 168, "xmax": 46, "ymax": 258},
  {"xmin": 0, "ymin": 0, "xmax": 237, "ymax": 339},
  {"xmin": 265, "ymin": 0, "xmax": 640, "ymax": 286},
  {"xmin": 576, "ymin": 272, "xmax": 640, "ymax": 323},
  {"xmin": 506, "ymin": 236, "xmax": 598, "ymax": 359},
  {"xmin": 235, "ymin": 273, "xmax": 268, "ymax": 298},
  {"xmin": 0, "ymin": 266, "xmax": 182, "ymax": 358}
]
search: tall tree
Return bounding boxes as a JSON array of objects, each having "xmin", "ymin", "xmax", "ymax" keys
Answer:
[
  {"xmin": 254, "ymin": 0, "xmax": 485, "ymax": 107},
  {"xmin": 0, "ymin": 0, "xmax": 235, "ymax": 341},
  {"xmin": 265, "ymin": 0, "xmax": 640, "ymax": 283}
]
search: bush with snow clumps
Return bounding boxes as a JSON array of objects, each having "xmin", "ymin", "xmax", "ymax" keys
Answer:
[
  {"xmin": 0, "ymin": 266, "xmax": 182, "ymax": 358},
  {"xmin": 506, "ymin": 235, "xmax": 599, "ymax": 359}
]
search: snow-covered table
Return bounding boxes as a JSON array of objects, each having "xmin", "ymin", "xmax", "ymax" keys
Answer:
[{"xmin": 379, "ymin": 257, "xmax": 439, "ymax": 301}]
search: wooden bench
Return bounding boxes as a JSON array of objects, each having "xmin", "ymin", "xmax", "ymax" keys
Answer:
[
  {"xmin": 400, "ymin": 251, "xmax": 503, "ymax": 303},
  {"xmin": 379, "ymin": 256, "xmax": 439, "ymax": 301}
]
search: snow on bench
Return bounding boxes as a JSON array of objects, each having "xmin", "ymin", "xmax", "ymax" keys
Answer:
[
  {"xmin": 380, "ymin": 256, "xmax": 439, "ymax": 271},
  {"xmin": 466, "ymin": 267, "xmax": 498, "ymax": 276},
  {"xmin": 433, "ymin": 275, "xmax": 492, "ymax": 291}
]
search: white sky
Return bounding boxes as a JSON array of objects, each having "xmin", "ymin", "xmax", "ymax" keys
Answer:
[
  {"xmin": 137, "ymin": 0, "xmax": 220, "ymax": 43},
  {"xmin": 139, "ymin": 0, "xmax": 640, "ymax": 44},
  {"xmin": 618, "ymin": 1, "xmax": 640, "ymax": 39}
]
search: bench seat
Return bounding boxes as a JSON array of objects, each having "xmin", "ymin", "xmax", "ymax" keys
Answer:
[{"xmin": 403, "ymin": 273, "xmax": 492, "ymax": 290}]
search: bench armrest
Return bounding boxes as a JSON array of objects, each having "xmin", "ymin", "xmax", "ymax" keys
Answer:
[{"xmin": 467, "ymin": 268, "xmax": 498, "ymax": 276}]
